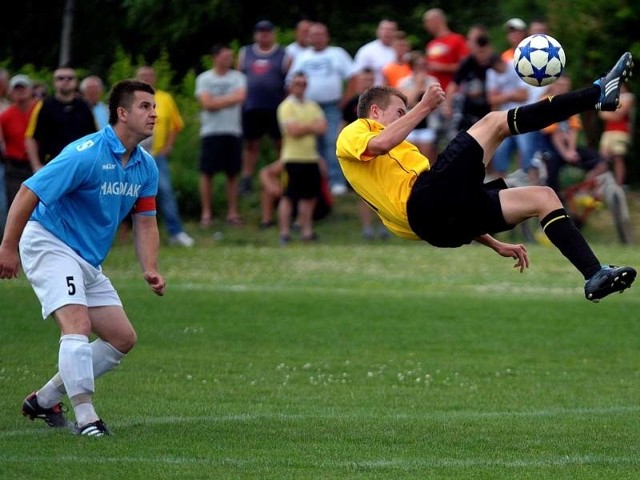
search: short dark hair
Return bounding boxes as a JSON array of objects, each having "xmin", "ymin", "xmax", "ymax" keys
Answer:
[
  {"xmin": 108, "ymin": 79, "xmax": 155, "ymax": 125},
  {"xmin": 211, "ymin": 43, "xmax": 229, "ymax": 56},
  {"xmin": 356, "ymin": 85, "xmax": 407, "ymax": 119}
]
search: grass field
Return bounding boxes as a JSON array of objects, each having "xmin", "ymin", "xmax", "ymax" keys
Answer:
[{"xmin": 1, "ymin": 192, "xmax": 639, "ymax": 479}]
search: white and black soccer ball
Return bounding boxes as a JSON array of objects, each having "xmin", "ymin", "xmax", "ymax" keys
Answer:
[{"xmin": 513, "ymin": 34, "xmax": 566, "ymax": 87}]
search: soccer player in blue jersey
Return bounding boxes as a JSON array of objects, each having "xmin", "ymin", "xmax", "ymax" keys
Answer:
[{"xmin": 0, "ymin": 79, "xmax": 165, "ymax": 437}]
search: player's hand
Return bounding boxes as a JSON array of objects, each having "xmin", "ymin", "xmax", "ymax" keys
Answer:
[
  {"xmin": 144, "ymin": 270, "xmax": 166, "ymax": 296},
  {"xmin": 0, "ymin": 245, "xmax": 21, "ymax": 279},
  {"xmin": 421, "ymin": 83, "xmax": 445, "ymax": 111},
  {"xmin": 493, "ymin": 241, "xmax": 529, "ymax": 273}
]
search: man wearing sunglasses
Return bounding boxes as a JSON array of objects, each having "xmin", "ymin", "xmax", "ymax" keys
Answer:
[{"xmin": 25, "ymin": 66, "xmax": 97, "ymax": 171}]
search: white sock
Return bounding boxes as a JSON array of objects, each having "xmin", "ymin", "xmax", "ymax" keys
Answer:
[
  {"xmin": 74, "ymin": 402, "xmax": 99, "ymax": 427},
  {"xmin": 37, "ymin": 338, "xmax": 125, "ymax": 408},
  {"xmin": 58, "ymin": 334, "xmax": 94, "ymax": 398}
]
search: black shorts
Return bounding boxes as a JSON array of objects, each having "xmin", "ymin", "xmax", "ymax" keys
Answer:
[
  {"xmin": 242, "ymin": 109, "xmax": 282, "ymax": 141},
  {"xmin": 283, "ymin": 162, "xmax": 321, "ymax": 200},
  {"xmin": 199, "ymin": 135, "xmax": 242, "ymax": 176},
  {"xmin": 406, "ymin": 131, "xmax": 512, "ymax": 248}
]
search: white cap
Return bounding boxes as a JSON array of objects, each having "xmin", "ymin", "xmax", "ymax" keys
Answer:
[
  {"xmin": 9, "ymin": 74, "xmax": 32, "ymax": 90},
  {"xmin": 505, "ymin": 18, "xmax": 527, "ymax": 31}
]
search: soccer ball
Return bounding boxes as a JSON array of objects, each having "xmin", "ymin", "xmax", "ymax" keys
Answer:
[{"xmin": 513, "ymin": 34, "xmax": 566, "ymax": 87}]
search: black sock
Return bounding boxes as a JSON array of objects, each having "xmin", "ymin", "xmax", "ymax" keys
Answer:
[
  {"xmin": 507, "ymin": 85, "xmax": 600, "ymax": 135},
  {"xmin": 540, "ymin": 208, "xmax": 601, "ymax": 279}
]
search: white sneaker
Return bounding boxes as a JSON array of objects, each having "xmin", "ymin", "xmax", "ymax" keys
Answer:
[{"xmin": 169, "ymin": 232, "xmax": 195, "ymax": 247}]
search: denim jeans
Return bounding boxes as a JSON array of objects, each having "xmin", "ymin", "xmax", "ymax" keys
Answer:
[
  {"xmin": 317, "ymin": 101, "xmax": 346, "ymax": 188},
  {"xmin": 491, "ymin": 132, "xmax": 538, "ymax": 175},
  {"xmin": 155, "ymin": 154, "xmax": 184, "ymax": 235}
]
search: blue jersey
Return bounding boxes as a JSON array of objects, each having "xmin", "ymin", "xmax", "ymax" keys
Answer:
[{"xmin": 24, "ymin": 125, "xmax": 159, "ymax": 267}]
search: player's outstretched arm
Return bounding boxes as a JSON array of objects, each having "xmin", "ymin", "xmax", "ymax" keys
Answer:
[
  {"xmin": 132, "ymin": 214, "xmax": 165, "ymax": 296},
  {"xmin": 475, "ymin": 234, "xmax": 529, "ymax": 273}
]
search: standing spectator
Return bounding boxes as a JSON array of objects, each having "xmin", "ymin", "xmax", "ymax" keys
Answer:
[
  {"xmin": 236, "ymin": 20, "xmax": 291, "ymax": 195},
  {"xmin": 423, "ymin": 8, "xmax": 469, "ymax": 151},
  {"xmin": 195, "ymin": 44, "xmax": 247, "ymax": 227},
  {"xmin": 501, "ymin": 18, "xmax": 528, "ymax": 63},
  {"xmin": 398, "ymin": 52, "xmax": 439, "ymax": 160},
  {"xmin": 382, "ymin": 31, "xmax": 413, "ymax": 87},
  {"xmin": 287, "ymin": 22, "xmax": 355, "ymax": 196},
  {"xmin": 486, "ymin": 57, "xmax": 535, "ymax": 179},
  {"xmin": 276, "ymin": 72, "xmax": 327, "ymax": 245},
  {"xmin": 287, "ymin": 23, "xmax": 353, "ymax": 195},
  {"xmin": 423, "ymin": 9, "xmax": 469, "ymax": 91},
  {"xmin": 285, "ymin": 19, "xmax": 312, "ymax": 62},
  {"xmin": 0, "ymin": 75, "xmax": 37, "ymax": 206},
  {"xmin": 441, "ymin": 26, "xmax": 494, "ymax": 138},
  {"xmin": 598, "ymin": 82, "xmax": 635, "ymax": 185},
  {"xmin": 528, "ymin": 17, "xmax": 549, "ymax": 35},
  {"xmin": 0, "ymin": 68, "xmax": 11, "ymax": 236},
  {"xmin": 80, "ymin": 75, "xmax": 109, "ymax": 129},
  {"xmin": 25, "ymin": 66, "xmax": 96, "ymax": 171},
  {"xmin": 0, "ymin": 79, "xmax": 165, "ymax": 436},
  {"xmin": 351, "ymin": 19, "xmax": 398, "ymax": 86},
  {"xmin": 0, "ymin": 68, "xmax": 9, "ymax": 111},
  {"xmin": 136, "ymin": 65, "xmax": 194, "ymax": 247}
]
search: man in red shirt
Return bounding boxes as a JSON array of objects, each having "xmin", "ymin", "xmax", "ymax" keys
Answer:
[
  {"xmin": 422, "ymin": 8, "xmax": 469, "ymax": 148},
  {"xmin": 423, "ymin": 8, "xmax": 469, "ymax": 90},
  {"xmin": 0, "ymin": 75, "xmax": 37, "ymax": 205}
]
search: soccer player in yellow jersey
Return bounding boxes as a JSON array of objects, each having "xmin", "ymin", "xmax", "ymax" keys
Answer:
[{"xmin": 337, "ymin": 52, "xmax": 636, "ymax": 302}]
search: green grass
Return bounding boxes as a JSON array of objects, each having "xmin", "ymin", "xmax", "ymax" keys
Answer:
[{"xmin": 1, "ymin": 193, "xmax": 640, "ymax": 479}]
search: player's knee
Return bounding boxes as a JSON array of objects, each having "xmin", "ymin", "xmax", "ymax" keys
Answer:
[{"xmin": 113, "ymin": 327, "xmax": 137, "ymax": 354}]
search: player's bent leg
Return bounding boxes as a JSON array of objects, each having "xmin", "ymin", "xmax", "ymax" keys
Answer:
[
  {"xmin": 89, "ymin": 305, "xmax": 137, "ymax": 354},
  {"xmin": 498, "ymin": 185, "xmax": 563, "ymax": 226},
  {"xmin": 466, "ymin": 111, "xmax": 511, "ymax": 165}
]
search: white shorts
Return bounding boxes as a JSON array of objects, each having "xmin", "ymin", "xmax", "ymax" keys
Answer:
[
  {"xmin": 19, "ymin": 222, "xmax": 122, "ymax": 319},
  {"xmin": 407, "ymin": 128, "xmax": 436, "ymax": 145}
]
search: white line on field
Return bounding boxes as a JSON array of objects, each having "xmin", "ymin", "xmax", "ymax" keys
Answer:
[{"xmin": 2, "ymin": 405, "xmax": 639, "ymax": 439}]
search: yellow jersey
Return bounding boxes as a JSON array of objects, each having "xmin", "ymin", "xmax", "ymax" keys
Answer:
[
  {"xmin": 336, "ymin": 118, "xmax": 430, "ymax": 239},
  {"xmin": 150, "ymin": 90, "xmax": 184, "ymax": 156}
]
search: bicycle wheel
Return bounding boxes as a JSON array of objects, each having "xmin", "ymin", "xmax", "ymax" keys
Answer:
[{"xmin": 610, "ymin": 191, "xmax": 634, "ymax": 244}]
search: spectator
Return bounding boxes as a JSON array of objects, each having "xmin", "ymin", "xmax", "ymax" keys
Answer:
[
  {"xmin": 25, "ymin": 66, "xmax": 96, "ymax": 171},
  {"xmin": 351, "ymin": 19, "xmax": 398, "ymax": 86},
  {"xmin": 136, "ymin": 65, "xmax": 194, "ymax": 247},
  {"xmin": 0, "ymin": 75, "xmax": 37, "ymax": 207},
  {"xmin": 441, "ymin": 26, "xmax": 494, "ymax": 138},
  {"xmin": 276, "ymin": 72, "xmax": 327, "ymax": 245},
  {"xmin": 285, "ymin": 19, "xmax": 312, "ymax": 62},
  {"xmin": 540, "ymin": 75, "xmax": 609, "ymax": 196},
  {"xmin": 0, "ymin": 68, "xmax": 9, "ymax": 111},
  {"xmin": 486, "ymin": 56, "xmax": 535, "ymax": 179},
  {"xmin": 237, "ymin": 20, "xmax": 291, "ymax": 195},
  {"xmin": 423, "ymin": 8, "xmax": 469, "ymax": 151},
  {"xmin": 382, "ymin": 30, "xmax": 413, "ymax": 87},
  {"xmin": 287, "ymin": 22, "xmax": 355, "ymax": 196},
  {"xmin": 195, "ymin": 44, "xmax": 247, "ymax": 227},
  {"xmin": 501, "ymin": 18, "xmax": 528, "ymax": 63},
  {"xmin": 598, "ymin": 82, "xmax": 635, "ymax": 185},
  {"xmin": 258, "ymin": 157, "xmax": 332, "ymax": 229},
  {"xmin": 0, "ymin": 68, "xmax": 11, "ymax": 234},
  {"xmin": 80, "ymin": 75, "xmax": 109, "ymax": 129},
  {"xmin": 398, "ymin": 51, "xmax": 439, "ymax": 160}
]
